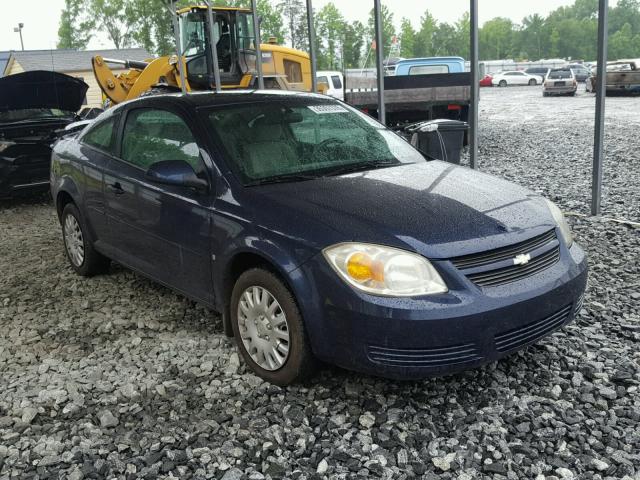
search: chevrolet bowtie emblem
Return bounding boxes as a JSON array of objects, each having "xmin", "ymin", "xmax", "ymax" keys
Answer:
[{"xmin": 513, "ymin": 253, "xmax": 531, "ymax": 266}]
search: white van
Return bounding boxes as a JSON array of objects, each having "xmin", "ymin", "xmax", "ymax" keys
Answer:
[{"xmin": 316, "ymin": 70, "xmax": 344, "ymax": 101}]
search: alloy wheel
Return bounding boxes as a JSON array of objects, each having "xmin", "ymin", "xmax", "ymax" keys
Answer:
[
  {"xmin": 64, "ymin": 214, "xmax": 85, "ymax": 267},
  {"xmin": 237, "ymin": 286, "xmax": 290, "ymax": 371}
]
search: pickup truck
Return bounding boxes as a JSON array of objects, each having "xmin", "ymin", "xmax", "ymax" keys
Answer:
[
  {"xmin": 344, "ymin": 57, "xmax": 470, "ymax": 128},
  {"xmin": 586, "ymin": 61, "xmax": 640, "ymax": 95}
]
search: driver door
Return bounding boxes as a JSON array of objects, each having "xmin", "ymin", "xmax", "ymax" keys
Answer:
[{"xmin": 103, "ymin": 106, "xmax": 214, "ymax": 304}]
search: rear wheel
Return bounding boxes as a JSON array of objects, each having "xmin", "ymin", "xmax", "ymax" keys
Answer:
[
  {"xmin": 499, "ymin": 80, "xmax": 507, "ymax": 87},
  {"xmin": 529, "ymin": 79, "xmax": 537, "ymax": 86},
  {"xmin": 61, "ymin": 203, "xmax": 110, "ymax": 277},
  {"xmin": 231, "ymin": 268, "xmax": 316, "ymax": 385}
]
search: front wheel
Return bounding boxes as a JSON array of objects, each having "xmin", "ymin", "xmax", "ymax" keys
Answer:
[
  {"xmin": 61, "ymin": 203, "xmax": 110, "ymax": 277},
  {"xmin": 529, "ymin": 79, "xmax": 537, "ymax": 86},
  {"xmin": 231, "ymin": 268, "xmax": 316, "ymax": 385},
  {"xmin": 499, "ymin": 80, "xmax": 507, "ymax": 87}
]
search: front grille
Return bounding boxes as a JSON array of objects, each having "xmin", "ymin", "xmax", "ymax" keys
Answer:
[
  {"xmin": 451, "ymin": 230, "xmax": 560, "ymax": 287},
  {"xmin": 466, "ymin": 246, "xmax": 560, "ymax": 287},
  {"xmin": 494, "ymin": 303, "xmax": 573, "ymax": 352},
  {"xmin": 451, "ymin": 229, "xmax": 557, "ymax": 269},
  {"xmin": 367, "ymin": 342, "xmax": 482, "ymax": 368}
]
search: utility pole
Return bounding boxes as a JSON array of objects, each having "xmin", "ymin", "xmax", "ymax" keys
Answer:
[{"xmin": 14, "ymin": 23, "xmax": 24, "ymax": 51}]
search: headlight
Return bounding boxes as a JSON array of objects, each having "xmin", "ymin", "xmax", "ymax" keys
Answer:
[
  {"xmin": 323, "ymin": 243, "xmax": 448, "ymax": 297},
  {"xmin": 0, "ymin": 140, "xmax": 15, "ymax": 153},
  {"xmin": 544, "ymin": 199, "xmax": 573, "ymax": 248}
]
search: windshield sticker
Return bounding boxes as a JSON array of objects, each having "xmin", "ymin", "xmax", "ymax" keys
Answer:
[{"xmin": 308, "ymin": 105, "xmax": 348, "ymax": 114}]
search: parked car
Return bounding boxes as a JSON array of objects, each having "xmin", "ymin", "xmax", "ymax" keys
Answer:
[
  {"xmin": 316, "ymin": 71, "xmax": 344, "ymax": 101},
  {"xmin": 479, "ymin": 74, "xmax": 493, "ymax": 87},
  {"xmin": 525, "ymin": 67, "xmax": 551, "ymax": 80},
  {"xmin": 51, "ymin": 91, "xmax": 588, "ymax": 385},
  {"xmin": 492, "ymin": 71, "xmax": 543, "ymax": 87},
  {"xmin": 0, "ymin": 70, "xmax": 88, "ymax": 198},
  {"xmin": 543, "ymin": 68, "xmax": 578, "ymax": 96},
  {"xmin": 568, "ymin": 64, "xmax": 591, "ymax": 82}
]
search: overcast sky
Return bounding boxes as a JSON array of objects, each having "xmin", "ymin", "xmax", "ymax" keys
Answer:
[{"xmin": 0, "ymin": 0, "xmax": 616, "ymax": 51}]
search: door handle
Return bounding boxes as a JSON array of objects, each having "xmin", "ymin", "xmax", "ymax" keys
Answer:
[{"xmin": 108, "ymin": 182, "xmax": 125, "ymax": 195}]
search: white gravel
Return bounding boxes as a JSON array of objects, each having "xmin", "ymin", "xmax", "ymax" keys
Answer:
[{"xmin": 1, "ymin": 86, "xmax": 639, "ymax": 479}]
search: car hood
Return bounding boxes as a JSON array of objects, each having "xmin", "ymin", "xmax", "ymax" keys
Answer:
[
  {"xmin": 250, "ymin": 161, "xmax": 557, "ymax": 259},
  {"xmin": 0, "ymin": 70, "xmax": 88, "ymax": 113}
]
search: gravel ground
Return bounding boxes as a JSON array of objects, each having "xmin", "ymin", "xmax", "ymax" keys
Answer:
[{"xmin": 1, "ymin": 86, "xmax": 639, "ymax": 480}]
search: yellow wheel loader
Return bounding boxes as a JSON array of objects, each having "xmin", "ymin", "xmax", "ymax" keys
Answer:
[{"xmin": 92, "ymin": 5, "xmax": 312, "ymax": 106}]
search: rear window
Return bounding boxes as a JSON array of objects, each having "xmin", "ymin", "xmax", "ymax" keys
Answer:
[
  {"xmin": 549, "ymin": 70, "xmax": 572, "ymax": 79},
  {"xmin": 408, "ymin": 64, "xmax": 449, "ymax": 75}
]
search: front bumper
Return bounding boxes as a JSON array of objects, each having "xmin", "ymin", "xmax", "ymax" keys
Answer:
[
  {"xmin": 295, "ymin": 241, "xmax": 588, "ymax": 379},
  {"xmin": 0, "ymin": 150, "xmax": 51, "ymax": 199}
]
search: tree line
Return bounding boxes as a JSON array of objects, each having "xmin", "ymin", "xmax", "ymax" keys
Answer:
[{"xmin": 58, "ymin": 0, "xmax": 640, "ymax": 69}]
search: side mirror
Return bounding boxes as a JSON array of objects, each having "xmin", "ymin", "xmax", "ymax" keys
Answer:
[{"xmin": 146, "ymin": 160, "xmax": 208, "ymax": 191}]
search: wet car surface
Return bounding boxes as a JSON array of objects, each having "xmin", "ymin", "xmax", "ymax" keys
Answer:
[{"xmin": 50, "ymin": 91, "xmax": 588, "ymax": 384}]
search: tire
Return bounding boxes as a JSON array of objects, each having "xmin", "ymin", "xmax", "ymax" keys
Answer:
[
  {"xmin": 529, "ymin": 79, "xmax": 537, "ymax": 86},
  {"xmin": 543, "ymin": 92, "xmax": 549, "ymax": 97},
  {"xmin": 61, "ymin": 203, "xmax": 110, "ymax": 277},
  {"xmin": 499, "ymin": 80, "xmax": 507, "ymax": 87},
  {"xmin": 231, "ymin": 268, "xmax": 316, "ymax": 385}
]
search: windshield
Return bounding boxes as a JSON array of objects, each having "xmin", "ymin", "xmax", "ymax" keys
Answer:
[
  {"xmin": 206, "ymin": 99, "xmax": 424, "ymax": 185},
  {"xmin": 0, "ymin": 108, "xmax": 74, "ymax": 123},
  {"xmin": 549, "ymin": 70, "xmax": 572, "ymax": 79}
]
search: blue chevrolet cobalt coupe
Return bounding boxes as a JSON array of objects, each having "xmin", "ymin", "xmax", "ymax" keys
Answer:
[{"xmin": 50, "ymin": 91, "xmax": 587, "ymax": 385}]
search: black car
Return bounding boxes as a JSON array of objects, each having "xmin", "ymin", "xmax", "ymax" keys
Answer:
[
  {"xmin": 0, "ymin": 70, "xmax": 88, "ymax": 198},
  {"xmin": 568, "ymin": 64, "xmax": 591, "ymax": 82}
]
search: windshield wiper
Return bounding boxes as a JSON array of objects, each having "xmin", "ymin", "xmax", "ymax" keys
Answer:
[
  {"xmin": 321, "ymin": 160, "xmax": 401, "ymax": 177},
  {"xmin": 245, "ymin": 172, "xmax": 319, "ymax": 186}
]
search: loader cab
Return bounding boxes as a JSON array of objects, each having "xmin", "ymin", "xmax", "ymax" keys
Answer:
[{"xmin": 179, "ymin": 7, "xmax": 257, "ymax": 89}]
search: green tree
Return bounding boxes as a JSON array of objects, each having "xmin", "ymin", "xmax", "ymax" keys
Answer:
[
  {"xmin": 433, "ymin": 23, "xmax": 457, "ymax": 56},
  {"xmin": 315, "ymin": 3, "xmax": 345, "ymax": 69},
  {"xmin": 57, "ymin": 0, "xmax": 95, "ymax": 49},
  {"xmin": 414, "ymin": 10, "xmax": 438, "ymax": 57},
  {"xmin": 278, "ymin": 0, "xmax": 307, "ymax": 49},
  {"xmin": 609, "ymin": 22, "xmax": 635, "ymax": 58},
  {"xmin": 479, "ymin": 17, "xmax": 515, "ymax": 59},
  {"xmin": 519, "ymin": 14, "xmax": 545, "ymax": 59},
  {"xmin": 90, "ymin": 0, "xmax": 136, "ymax": 50},
  {"xmin": 453, "ymin": 12, "xmax": 470, "ymax": 59},
  {"xmin": 342, "ymin": 20, "xmax": 366, "ymax": 69},
  {"xmin": 367, "ymin": 4, "xmax": 395, "ymax": 62},
  {"xmin": 399, "ymin": 17, "xmax": 416, "ymax": 58}
]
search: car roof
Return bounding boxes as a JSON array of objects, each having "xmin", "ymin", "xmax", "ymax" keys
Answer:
[{"xmin": 109, "ymin": 90, "xmax": 332, "ymax": 113}]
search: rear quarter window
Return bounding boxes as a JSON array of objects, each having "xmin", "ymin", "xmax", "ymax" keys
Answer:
[{"xmin": 81, "ymin": 116, "xmax": 116, "ymax": 154}]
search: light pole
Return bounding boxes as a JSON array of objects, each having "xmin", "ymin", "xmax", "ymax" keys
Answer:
[{"xmin": 13, "ymin": 23, "xmax": 24, "ymax": 51}]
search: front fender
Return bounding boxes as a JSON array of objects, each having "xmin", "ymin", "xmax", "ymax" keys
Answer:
[{"xmin": 212, "ymin": 232, "xmax": 320, "ymax": 336}]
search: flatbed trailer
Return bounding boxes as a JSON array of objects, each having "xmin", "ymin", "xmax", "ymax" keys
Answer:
[{"xmin": 345, "ymin": 72, "xmax": 471, "ymax": 128}]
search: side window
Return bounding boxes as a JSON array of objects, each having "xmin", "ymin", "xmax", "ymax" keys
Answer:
[
  {"xmin": 284, "ymin": 59, "xmax": 303, "ymax": 83},
  {"xmin": 120, "ymin": 109, "xmax": 203, "ymax": 172},
  {"xmin": 331, "ymin": 75, "xmax": 342, "ymax": 89},
  {"xmin": 82, "ymin": 116, "xmax": 116, "ymax": 153}
]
